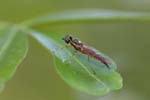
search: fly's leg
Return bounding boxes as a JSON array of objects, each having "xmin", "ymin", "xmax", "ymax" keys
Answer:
[
  {"xmin": 88, "ymin": 55, "xmax": 90, "ymax": 62},
  {"xmin": 66, "ymin": 50, "xmax": 78, "ymax": 63},
  {"xmin": 60, "ymin": 45, "xmax": 72, "ymax": 49},
  {"xmin": 57, "ymin": 45, "xmax": 72, "ymax": 51},
  {"xmin": 69, "ymin": 50, "xmax": 78, "ymax": 58},
  {"xmin": 87, "ymin": 55, "xmax": 96, "ymax": 75}
]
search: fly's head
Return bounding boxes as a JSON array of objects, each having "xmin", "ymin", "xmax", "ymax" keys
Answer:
[{"xmin": 62, "ymin": 35, "xmax": 72, "ymax": 44}]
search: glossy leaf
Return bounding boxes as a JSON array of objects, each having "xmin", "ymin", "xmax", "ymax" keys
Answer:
[
  {"xmin": 23, "ymin": 9, "xmax": 150, "ymax": 26},
  {"xmin": 0, "ymin": 26, "xmax": 28, "ymax": 93},
  {"xmin": 30, "ymin": 31, "xmax": 123, "ymax": 95}
]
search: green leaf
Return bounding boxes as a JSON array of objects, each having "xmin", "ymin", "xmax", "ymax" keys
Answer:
[
  {"xmin": 22, "ymin": 9, "xmax": 150, "ymax": 27},
  {"xmin": 30, "ymin": 31, "xmax": 123, "ymax": 96},
  {"xmin": 0, "ymin": 26, "xmax": 28, "ymax": 93}
]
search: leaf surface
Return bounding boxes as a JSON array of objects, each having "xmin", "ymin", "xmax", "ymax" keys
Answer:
[
  {"xmin": 0, "ymin": 25, "xmax": 28, "ymax": 92},
  {"xmin": 31, "ymin": 31, "xmax": 123, "ymax": 95}
]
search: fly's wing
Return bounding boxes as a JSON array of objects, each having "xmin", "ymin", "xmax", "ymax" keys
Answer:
[{"xmin": 82, "ymin": 45, "xmax": 112, "ymax": 66}]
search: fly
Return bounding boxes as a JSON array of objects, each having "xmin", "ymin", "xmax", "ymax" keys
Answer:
[{"xmin": 62, "ymin": 35, "xmax": 111, "ymax": 69}]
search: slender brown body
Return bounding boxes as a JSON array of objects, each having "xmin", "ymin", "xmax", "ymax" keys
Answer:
[{"xmin": 62, "ymin": 35, "xmax": 110, "ymax": 68}]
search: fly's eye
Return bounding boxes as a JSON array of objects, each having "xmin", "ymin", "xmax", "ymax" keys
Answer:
[
  {"xmin": 69, "ymin": 36, "xmax": 72, "ymax": 40},
  {"xmin": 65, "ymin": 35, "xmax": 72, "ymax": 41}
]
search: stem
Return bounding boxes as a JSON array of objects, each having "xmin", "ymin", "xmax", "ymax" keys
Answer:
[{"xmin": 21, "ymin": 9, "xmax": 150, "ymax": 27}]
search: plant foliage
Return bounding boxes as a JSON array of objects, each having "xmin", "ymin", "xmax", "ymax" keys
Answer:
[{"xmin": 1, "ymin": 9, "xmax": 149, "ymax": 95}]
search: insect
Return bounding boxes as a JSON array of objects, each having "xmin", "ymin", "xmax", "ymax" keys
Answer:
[{"xmin": 62, "ymin": 35, "xmax": 111, "ymax": 69}]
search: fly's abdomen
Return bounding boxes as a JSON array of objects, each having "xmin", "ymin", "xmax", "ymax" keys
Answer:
[{"xmin": 94, "ymin": 54, "xmax": 110, "ymax": 68}]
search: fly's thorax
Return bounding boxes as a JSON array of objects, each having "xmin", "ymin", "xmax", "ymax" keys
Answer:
[
  {"xmin": 72, "ymin": 42, "xmax": 82, "ymax": 51},
  {"xmin": 74, "ymin": 38, "xmax": 82, "ymax": 44}
]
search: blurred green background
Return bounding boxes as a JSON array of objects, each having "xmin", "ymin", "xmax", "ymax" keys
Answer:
[{"xmin": 0, "ymin": 0, "xmax": 150, "ymax": 100}]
